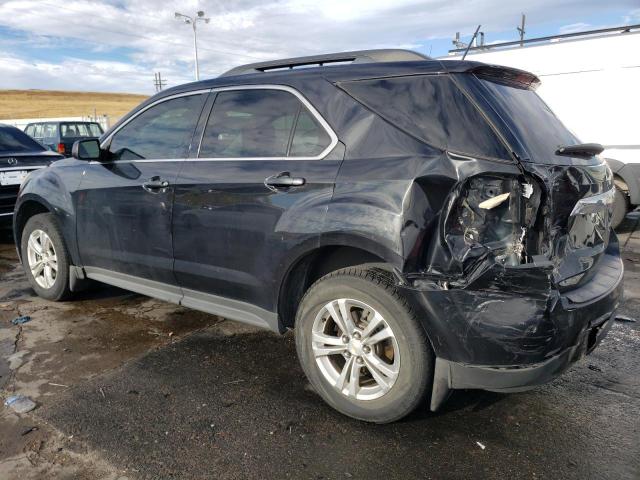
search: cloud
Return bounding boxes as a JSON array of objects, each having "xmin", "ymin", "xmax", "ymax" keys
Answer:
[
  {"xmin": 558, "ymin": 22, "xmax": 592, "ymax": 34},
  {"xmin": 0, "ymin": 0, "xmax": 637, "ymax": 93}
]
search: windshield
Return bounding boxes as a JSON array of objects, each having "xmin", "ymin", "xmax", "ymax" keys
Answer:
[
  {"xmin": 0, "ymin": 127, "xmax": 45, "ymax": 153},
  {"xmin": 61, "ymin": 123, "xmax": 103, "ymax": 138},
  {"xmin": 472, "ymin": 76, "xmax": 580, "ymax": 163}
]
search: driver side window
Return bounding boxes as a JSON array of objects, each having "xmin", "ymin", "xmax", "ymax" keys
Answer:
[{"xmin": 109, "ymin": 94, "xmax": 205, "ymax": 161}]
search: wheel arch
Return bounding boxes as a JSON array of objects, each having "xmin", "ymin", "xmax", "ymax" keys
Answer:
[
  {"xmin": 13, "ymin": 197, "xmax": 53, "ymax": 262},
  {"xmin": 277, "ymin": 244, "xmax": 395, "ymax": 332}
]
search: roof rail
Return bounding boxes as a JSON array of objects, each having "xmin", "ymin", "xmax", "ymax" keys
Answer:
[{"xmin": 219, "ymin": 49, "xmax": 431, "ymax": 77}]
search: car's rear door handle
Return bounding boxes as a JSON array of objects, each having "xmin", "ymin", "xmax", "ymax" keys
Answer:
[
  {"xmin": 142, "ymin": 176, "xmax": 169, "ymax": 192},
  {"xmin": 264, "ymin": 172, "xmax": 306, "ymax": 188}
]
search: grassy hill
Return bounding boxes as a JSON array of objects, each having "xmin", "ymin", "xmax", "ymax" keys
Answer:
[{"xmin": 0, "ymin": 90, "xmax": 148, "ymax": 120}]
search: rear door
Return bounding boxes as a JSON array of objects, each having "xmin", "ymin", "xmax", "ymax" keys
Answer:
[
  {"xmin": 172, "ymin": 86, "xmax": 341, "ymax": 321},
  {"xmin": 76, "ymin": 91, "xmax": 208, "ymax": 295}
]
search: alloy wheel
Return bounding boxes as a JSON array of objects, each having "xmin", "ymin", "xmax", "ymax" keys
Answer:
[
  {"xmin": 311, "ymin": 298, "xmax": 400, "ymax": 401},
  {"xmin": 26, "ymin": 229, "xmax": 58, "ymax": 289}
]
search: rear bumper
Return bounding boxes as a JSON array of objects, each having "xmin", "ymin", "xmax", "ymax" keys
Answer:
[
  {"xmin": 433, "ymin": 309, "xmax": 614, "ymax": 398},
  {"xmin": 399, "ymin": 244, "xmax": 624, "ymax": 411}
]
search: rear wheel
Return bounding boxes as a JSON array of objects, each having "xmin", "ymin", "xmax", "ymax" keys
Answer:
[
  {"xmin": 295, "ymin": 266, "xmax": 433, "ymax": 423},
  {"xmin": 21, "ymin": 213, "xmax": 72, "ymax": 301}
]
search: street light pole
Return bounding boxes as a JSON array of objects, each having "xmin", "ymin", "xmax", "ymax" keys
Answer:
[{"xmin": 175, "ymin": 10, "xmax": 210, "ymax": 81}]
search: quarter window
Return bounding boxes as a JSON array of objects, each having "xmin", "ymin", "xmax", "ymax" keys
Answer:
[
  {"xmin": 199, "ymin": 89, "xmax": 331, "ymax": 158},
  {"xmin": 340, "ymin": 75, "xmax": 511, "ymax": 160},
  {"xmin": 108, "ymin": 94, "xmax": 205, "ymax": 160}
]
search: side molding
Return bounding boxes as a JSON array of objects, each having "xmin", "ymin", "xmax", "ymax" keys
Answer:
[{"xmin": 83, "ymin": 267, "xmax": 278, "ymax": 332}]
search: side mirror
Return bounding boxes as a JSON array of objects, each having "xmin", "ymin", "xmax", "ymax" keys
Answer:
[{"xmin": 72, "ymin": 139, "xmax": 101, "ymax": 161}]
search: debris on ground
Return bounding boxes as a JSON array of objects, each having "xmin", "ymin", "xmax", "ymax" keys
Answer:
[
  {"xmin": 615, "ymin": 314, "xmax": 637, "ymax": 323},
  {"xmin": 476, "ymin": 441, "xmax": 486, "ymax": 450},
  {"xmin": 21, "ymin": 426, "xmax": 38, "ymax": 436},
  {"xmin": 4, "ymin": 394, "xmax": 37, "ymax": 413},
  {"xmin": 11, "ymin": 315, "xmax": 31, "ymax": 325},
  {"xmin": 588, "ymin": 364, "xmax": 603, "ymax": 372}
]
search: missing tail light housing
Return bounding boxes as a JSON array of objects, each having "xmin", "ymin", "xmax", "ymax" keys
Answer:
[{"xmin": 445, "ymin": 175, "xmax": 540, "ymax": 272}]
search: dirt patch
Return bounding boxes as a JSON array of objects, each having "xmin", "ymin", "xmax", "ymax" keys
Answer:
[{"xmin": 0, "ymin": 90, "xmax": 147, "ymax": 120}]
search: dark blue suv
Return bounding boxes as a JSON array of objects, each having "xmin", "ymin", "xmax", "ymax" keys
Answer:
[{"xmin": 13, "ymin": 50, "xmax": 622, "ymax": 422}]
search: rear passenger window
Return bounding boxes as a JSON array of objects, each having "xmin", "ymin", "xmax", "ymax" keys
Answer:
[
  {"xmin": 340, "ymin": 75, "xmax": 511, "ymax": 160},
  {"xmin": 109, "ymin": 94, "xmax": 205, "ymax": 160},
  {"xmin": 290, "ymin": 110, "xmax": 331, "ymax": 157},
  {"xmin": 199, "ymin": 89, "xmax": 331, "ymax": 158}
]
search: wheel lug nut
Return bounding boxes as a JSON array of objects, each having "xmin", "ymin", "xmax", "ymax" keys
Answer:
[
  {"xmin": 344, "ymin": 351, "xmax": 351, "ymax": 358},
  {"xmin": 363, "ymin": 345, "xmax": 371, "ymax": 354},
  {"xmin": 341, "ymin": 335, "xmax": 349, "ymax": 343},
  {"xmin": 356, "ymin": 356, "xmax": 364, "ymax": 364},
  {"xmin": 353, "ymin": 332, "xmax": 361, "ymax": 340}
]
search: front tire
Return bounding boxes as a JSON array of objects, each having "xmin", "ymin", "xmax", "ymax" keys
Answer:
[
  {"xmin": 21, "ymin": 213, "xmax": 72, "ymax": 301},
  {"xmin": 295, "ymin": 267, "xmax": 433, "ymax": 423}
]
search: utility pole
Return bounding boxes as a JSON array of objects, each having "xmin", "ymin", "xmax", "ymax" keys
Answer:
[
  {"xmin": 154, "ymin": 72, "xmax": 167, "ymax": 92},
  {"xmin": 175, "ymin": 10, "xmax": 210, "ymax": 81},
  {"xmin": 517, "ymin": 13, "xmax": 526, "ymax": 46}
]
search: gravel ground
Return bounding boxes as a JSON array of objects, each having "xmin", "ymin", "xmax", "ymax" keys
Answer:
[{"xmin": 0, "ymin": 213, "xmax": 639, "ymax": 480}]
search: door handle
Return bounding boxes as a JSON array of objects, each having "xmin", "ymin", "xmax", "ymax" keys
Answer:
[
  {"xmin": 264, "ymin": 172, "xmax": 306, "ymax": 189},
  {"xmin": 142, "ymin": 176, "xmax": 169, "ymax": 192}
]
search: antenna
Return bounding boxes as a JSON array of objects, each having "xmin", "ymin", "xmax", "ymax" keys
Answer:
[
  {"xmin": 462, "ymin": 25, "xmax": 482, "ymax": 60},
  {"xmin": 517, "ymin": 13, "xmax": 526, "ymax": 46}
]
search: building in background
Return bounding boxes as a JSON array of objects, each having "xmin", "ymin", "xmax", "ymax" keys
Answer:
[{"xmin": 445, "ymin": 25, "xmax": 640, "ymax": 226}]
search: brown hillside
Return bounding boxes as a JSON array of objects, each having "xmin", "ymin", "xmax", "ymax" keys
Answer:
[{"xmin": 0, "ymin": 90, "xmax": 148, "ymax": 120}]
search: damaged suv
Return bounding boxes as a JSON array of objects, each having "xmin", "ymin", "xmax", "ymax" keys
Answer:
[{"xmin": 13, "ymin": 50, "xmax": 623, "ymax": 423}]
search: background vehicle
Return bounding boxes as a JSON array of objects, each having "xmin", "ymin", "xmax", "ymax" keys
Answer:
[
  {"xmin": 13, "ymin": 50, "xmax": 622, "ymax": 423},
  {"xmin": 24, "ymin": 121, "xmax": 104, "ymax": 157},
  {"xmin": 0, "ymin": 124, "xmax": 62, "ymax": 225},
  {"xmin": 445, "ymin": 24, "xmax": 640, "ymax": 228}
]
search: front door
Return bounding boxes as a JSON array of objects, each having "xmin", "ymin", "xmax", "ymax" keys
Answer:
[
  {"xmin": 76, "ymin": 92, "xmax": 207, "ymax": 293},
  {"xmin": 172, "ymin": 87, "xmax": 342, "ymax": 321}
]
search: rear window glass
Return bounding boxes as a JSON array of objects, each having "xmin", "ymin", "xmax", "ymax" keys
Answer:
[
  {"xmin": 339, "ymin": 75, "xmax": 511, "ymax": 160},
  {"xmin": 0, "ymin": 127, "xmax": 45, "ymax": 153},
  {"xmin": 475, "ymin": 78, "xmax": 579, "ymax": 163}
]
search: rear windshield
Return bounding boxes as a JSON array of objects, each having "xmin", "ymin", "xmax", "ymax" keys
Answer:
[
  {"xmin": 339, "ymin": 75, "xmax": 511, "ymax": 160},
  {"xmin": 473, "ymin": 77, "xmax": 579, "ymax": 163},
  {"xmin": 0, "ymin": 127, "xmax": 45, "ymax": 153},
  {"xmin": 61, "ymin": 123, "xmax": 103, "ymax": 138}
]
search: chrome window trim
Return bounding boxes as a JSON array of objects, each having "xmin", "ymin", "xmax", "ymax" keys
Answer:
[
  {"xmin": 196, "ymin": 84, "xmax": 337, "ymax": 161},
  {"xmin": 94, "ymin": 84, "xmax": 338, "ymax": 164}
]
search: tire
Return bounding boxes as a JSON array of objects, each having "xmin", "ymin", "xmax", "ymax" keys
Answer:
[
  {"xmin": 611, "ymin": 186, "xmax": 629, "ymax": 230},
  {"xmin": 295, "ymin": 266, "xmax": 433, "ymax": 423},
  {"xmin": 20, "ymin": 213, "xmax": 72, "ymax": 301}
]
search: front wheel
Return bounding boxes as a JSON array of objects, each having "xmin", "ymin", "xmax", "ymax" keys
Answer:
[
  {"xmin": 21, "ymin": 213, "xmax": 72, "ymax": 301},
  {"xmin": 295, "ymin": 267, "xmax": 433, "ymax": 423}
]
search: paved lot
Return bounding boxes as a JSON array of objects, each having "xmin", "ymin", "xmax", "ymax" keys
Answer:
[{"xmin": 0, "ymin": 214, "xmax": 639, "ymax": 480}]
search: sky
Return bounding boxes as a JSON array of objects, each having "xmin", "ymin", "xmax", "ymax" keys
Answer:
[{"xmin": 0, "ymin": 0, "xmax": 638, "ymax": 94}]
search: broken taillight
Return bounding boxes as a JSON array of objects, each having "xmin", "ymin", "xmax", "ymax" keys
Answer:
[{"xmin": 445, "ymin": 175, "xmax": 539, "ymax": 271}]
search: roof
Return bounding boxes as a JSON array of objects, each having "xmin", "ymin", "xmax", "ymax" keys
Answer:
[{"xmin": 219, "ymin": 49, "xmax": 431, "ymax": 77}]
